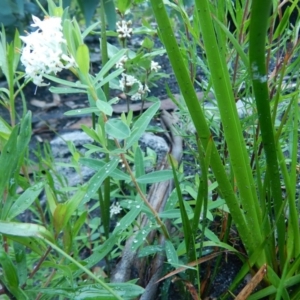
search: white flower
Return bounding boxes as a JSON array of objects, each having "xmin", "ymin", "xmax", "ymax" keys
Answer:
[
  {"xmin": 131, "ymin": 84, "xmax": 150, "ymax": 101},
  {"xmin": 116, "ymin": 20, "xmax": 133, "ymax": 39},
  {"xmin": 116, "ymin": 55, "xmax": 128, "ymax": 69},
  {"xmin": 20, "ymin": 15, "xmax": 76, "ymax": 86},
  {"xmin": 119, "ymin": 73, "xmax": 150, "ymax": 101},
  {"xmin": 131, "ymin": 92, "xmax": 141, "ymax": 101},
  {"xmin": 110, "ymin": 202, "xmax": 122, "ymax": 217},
  {"xmin": 119, "ymin": 73, "xmax": 139, "ymax": 90},
  {"xmin": 151, "ymin": 60, "xmax": 161, "ymax": 72}
]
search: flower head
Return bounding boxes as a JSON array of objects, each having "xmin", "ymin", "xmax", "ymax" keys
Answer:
[
  {"xmin": 20, "ymin": 15, "xmax": 76, "ymax": 86},
  {"xmin": 151, "ymin": 60, "xmax": 161, "ymax": 72},
  {"xmin": 116, "ymin": 20, "xmax": 133, "ymax": 39},
  {"xmin": 116, "ymin": 55, "xmax": 128, "ymax": 69},
  {"xmin": 119, "ymin": 73, "xmax": 150, "ymax": 101},
  {"xmin": 110, "ymin": 202, "xmax": 122, "ymax": 217},
  {"xmin": 131, "ymin": 84, "xmax": 150, "ymax": 101}
]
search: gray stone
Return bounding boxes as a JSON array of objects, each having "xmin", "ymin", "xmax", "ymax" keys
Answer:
[
  {"xmin": 139, "ymin": 132, "xmax": 169, "ymax": 165},
  {"xmin": 50, "ymin": 131, "xmax": 169, "ymax": 188}
]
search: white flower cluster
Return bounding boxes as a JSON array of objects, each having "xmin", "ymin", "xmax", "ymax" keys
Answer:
[
  {"xmin": 20, "ymin": 15, "xmax": 76, "ymax": 86},
  {"xmin": 110, "ymin": 202, "xmax": 122, "ymax": 217},
  {"xmin": 116, "ymin": 55, "xmax": 128, "ymax": 69},
  {"xmin": 119, "ymin": 73, "xmax": 150, "ymax": 101},
  {"xmin": 116, "ymin": 20, "xmax": 133, "ymax": 39},
  {"xmin": 151, "ymin": 60, "xmax": 161, "ymax": 72}
]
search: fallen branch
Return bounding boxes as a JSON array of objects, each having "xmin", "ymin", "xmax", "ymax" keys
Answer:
[{"xmin": 111, "ymin": 109, "xmax": 183, "ymax": 300}]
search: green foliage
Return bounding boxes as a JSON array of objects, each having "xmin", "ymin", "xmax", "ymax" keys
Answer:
[{"xmin": 0, "ymin": 0, "xmax": 40, "ymax": 39}]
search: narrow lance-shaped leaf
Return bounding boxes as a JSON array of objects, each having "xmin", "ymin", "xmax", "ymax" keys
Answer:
[
  {"xmin": 136, "ymin": 170, "xmax": 173, "ymax": 184},
  {"xmin": 76, "ymin": 44, "xmax": 90, "ymax": 75},
  {"xmin": 125, "ymin": 101, "xmax": 160, "ymax": 149},
  {"xmin": 53, "ymin": 187, "xmax": 87, "ymax": 233},
  {"xmin": 81, "ymin": 158, "xmax": 119, "ymax": 204},
  {"xmin": 105, "ymin": 118, "xmax": 131, "ymax": 140},
  {"xmin": 6, "ymin": 182, "xmax": 44, "ymax": 220},
  {"xmin": 0, "ymin": 125, "xmax": 19, "ymax": 197},
  {"xmin": 0, "ymin": 221, "xmax": 55, "ymax": 243},
  {"xmin": 0, "ymin": 250, "xmax": 28, "ymax": 300}
]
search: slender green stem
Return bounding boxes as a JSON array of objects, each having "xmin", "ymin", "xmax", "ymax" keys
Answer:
[
  {"xmin": 194, "ymin": 0, "xmax": 264, "ymax": 253},
  {"xmin": 249, "ymin": 0, "xmax": 286, "ymax": 268},
  {"xmin": 42, "ymin": 238, "xmax": 123, "ymax": 300},
  {"xmin": 99, "ymin": 0, "xmax": 111, "ymax": 241},
  {"xmin": 100, "ymin": 0, "xmax": 109, "ymax": 98},
  {"xmin": 149, "ymin": 0, "xmax": 257, "ymax": 255},
  {"xmin": 119, "ymin": 150, "xmax": 170, "ymax": 239}
]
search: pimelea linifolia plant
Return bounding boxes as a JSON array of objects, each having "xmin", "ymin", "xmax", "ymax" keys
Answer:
[{"xmin": 0, "ymin": 0, "xmax": 173, "ymax": 299}]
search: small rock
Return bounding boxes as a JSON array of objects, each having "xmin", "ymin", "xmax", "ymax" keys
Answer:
[{"xmin": 50, "ymin": 131, "xmax": 170, "ymax": 188}]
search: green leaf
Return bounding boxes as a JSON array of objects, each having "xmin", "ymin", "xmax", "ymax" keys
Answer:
[
  {"xmin": 142, "ymin": 37, "xmax": 154, "ymax": 50},
  {"xmin": 113, "ymin": 205, "xmax": 142, "ymax": 235},
  {"xmin": 31, "ymin": 283, "xmax": 144, "ymax": 300},
  {"xmin": 64, "ymin": 107, "xmax": 99, "ymax": 116},
  {"xmin": 0, "ymin": 27, "xmax": 8, "ymax": 78},
  {"xmin": 49, "ymin": 87, "xmax": 87, "ymax": 94},
  {"xmin": 53, "ymin": 187, "xmax": 87, "ymax": 233},
  {"xmin": 136, "ymin": 170, "xmax": 173, "ymax": 184},
  {"xmin": 116, "ymin": 0, "xmax": 130, "ymax": 14},
  {"xmin": 13, "ymin": 29, "xmax": 21, "ymax": 72},
  {"xmin": 0, "ymin": 116, "xmax": 11, "ymax": 141},
  {"xmin": 0, "ymin": 250, "xmax": 19, "ymax": 289},
  {"xmin": 77, "ymin": 0, "xmax": 99, "ymax": 26},
  {"xmin": 0, "ymin": 125, "xmax": 19, "ymax": 196},
  {"xmin": 0, "ymin": 250, "xmax": 28, "ymax": 300},
  {"xmin": 165, "ymin": 240, "xmax": 179, "ymax": 266},
  {"xmin": 126, "ymin": 101, "xmax": 160, "ymax": 149},
  {"xmin": 103, "ymin": 0, "xmax": 116, "ymax": 30},
  {"xmin": 169, "ymin": 157, "xmax": 192, "ymax": 255},
  {"xmin": 139, "ymin": 245, "xmax": 163, "ymax": 257},
  {"xmin": 13, "ymin": 242, "xmax": 27, "ymax": 286},
  {"xmin": 105, "ymin": 119, "xmax": 131, "ymax": 140},
  {"xmin": 79, "ymin": 158, "xmax": 130, "ymax": 181},
  {"xmin": 16, "ymin": 111, "xmax": 32, "ymax": 160},
  {"xmin": 43, "ymin": 74, "xmax": 88, "ymax": 89},
  {"xmin": 130, "ymin": 224, "xmax": 153, "ymax": 251},
  {"xmin": 159, "ymin": 209, "xmax": 181, "ymax": 219},
  {"xmin": 273, "ymin": 6, "xmax": 291, "ymax": 40},
  {"xmin": 0, "ymin": 221, "xmax": 55, "ymax": 242},
  {"xmin": 107, "ymin": 42, "xmax": 121, "ymax": 58},
  {"xmin": 95, "ymin": 68, "xmax": 124, "ymax": 90},
  {"xmin": 74, "ymin": 234, "xmax": 119, "ymax": 277},
  {"xmin": 74, "ymin": 283, "xmax": 144, "ymax": 299},
  {"xmin": 72, "ymin": 211, "xmax": 88, "ymax": 237},
  {"xmin": 95, "ymin": 48, "xmax": 127, "ymax": 81},
  {"xmin": 81, "ymin": 158, "xmax": 119, "ymax": 204},
  {"xmin": 81, "ymin": 124, "xmax": 103, "ymax": 145},
  {"xmin": 76, "ymin": 44, "xmax": 90, "ymax": 75},
  {"xmin": 82, "ymin": 21, "xmax": 101, "ymax": 39},
  {"xmin": 96, "ymin": 99, "xmax": 113, "ymax": 116},
  {"xmin": 6, "ymin": 182, "xmax": 44, "ymax": 220},
  {"xmin": 4, "ymin": 236, "xmax": 45, "ymax": 256},
  {"xmin": 134, "ymin": 147, "xmax": 146, "ymax": 194}
]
